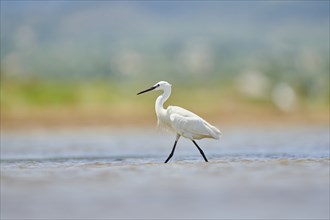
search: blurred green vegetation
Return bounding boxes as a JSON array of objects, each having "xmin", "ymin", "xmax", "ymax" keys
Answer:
[
  {"xmin": 1, "ymin": 76, "xmax": 328, "ymax": 129},
  {"xmin": 1, "ymin": 78, "xmax": 328, "ymax": 112}
]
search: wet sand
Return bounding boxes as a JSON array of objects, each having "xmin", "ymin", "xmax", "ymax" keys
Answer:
[{"xmin": 1, "ymin": 126, "xmax": 329, "ymax": 219}]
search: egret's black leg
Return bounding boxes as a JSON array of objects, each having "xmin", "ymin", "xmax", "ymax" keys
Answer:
[
  {"xmin": 192, "ymin": 140, "xmax": 208, "ymax": 162},
  {"xmin": 164, "ymin": 135, "xmax": 180, "ymax": 163}
]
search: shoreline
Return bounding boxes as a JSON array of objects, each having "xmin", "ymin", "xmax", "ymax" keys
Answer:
[{"xmin": 1, "ymin": 109, "xmax": 328, "ymax": 131}]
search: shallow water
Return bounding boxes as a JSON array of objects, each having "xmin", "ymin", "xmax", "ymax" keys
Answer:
[{"xmin": 1, "ymin": 126, "xmax": 329, "ymax": 219}]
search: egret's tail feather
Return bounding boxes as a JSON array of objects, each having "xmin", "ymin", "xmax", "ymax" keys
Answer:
[{"xmin": 205, "ymin": 123, "xmax": 222, "ymax": 140}]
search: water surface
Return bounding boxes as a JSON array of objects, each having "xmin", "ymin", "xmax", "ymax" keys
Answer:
[{"xmin": 1, "ymin": 126, "xmax": 329, "ymax": 219}]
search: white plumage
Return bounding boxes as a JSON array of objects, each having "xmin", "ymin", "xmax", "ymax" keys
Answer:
[{"xmin": 137, "ymin": 81, "xmax": 222, "ymax": 163}]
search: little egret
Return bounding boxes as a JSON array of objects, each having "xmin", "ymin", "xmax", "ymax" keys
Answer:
[{"xmin": 137, "ymin": 81, "xmax": 222, "ymax": 163}]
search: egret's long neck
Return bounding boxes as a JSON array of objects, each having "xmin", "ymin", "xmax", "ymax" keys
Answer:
[{"xmin": 155, "ymin": 87, "xmax": 171, "ymax": 116}]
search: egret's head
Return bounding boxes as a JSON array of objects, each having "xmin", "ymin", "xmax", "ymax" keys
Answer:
[
  {"xmin": 137, "ymin": 81, "xmax": 171, "ymax": 95},
  {"xmin": 154, "ymin": 81, "xmax": 171, "ymax": 91}
]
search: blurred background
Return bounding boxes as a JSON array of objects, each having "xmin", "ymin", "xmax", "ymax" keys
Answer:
[
  {"xmin": 1, "ymin": 1, "xmax": 329, "ymax": 129},
  {"xmin": 1, "ymin": 2, "xmax": 329, "ymax": 220}
]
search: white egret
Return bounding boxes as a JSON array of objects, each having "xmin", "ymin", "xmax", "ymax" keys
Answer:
[{"xmin": 137, "ymin": 81, "xmax": 222, "ymax": 163}]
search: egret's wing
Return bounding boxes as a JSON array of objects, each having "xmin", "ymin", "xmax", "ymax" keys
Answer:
[
  {"xmin": 167, "ymin": 106, "xmax": 199, "ymax": 118},
  {"xmin": 169, "ymin": 113, "xmax": 221, "ymax": 140}
]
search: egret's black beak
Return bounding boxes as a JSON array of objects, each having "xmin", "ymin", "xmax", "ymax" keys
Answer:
[{"xmin": 137, "ymin": 85, "xmax": 158, "ymax": 95}]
